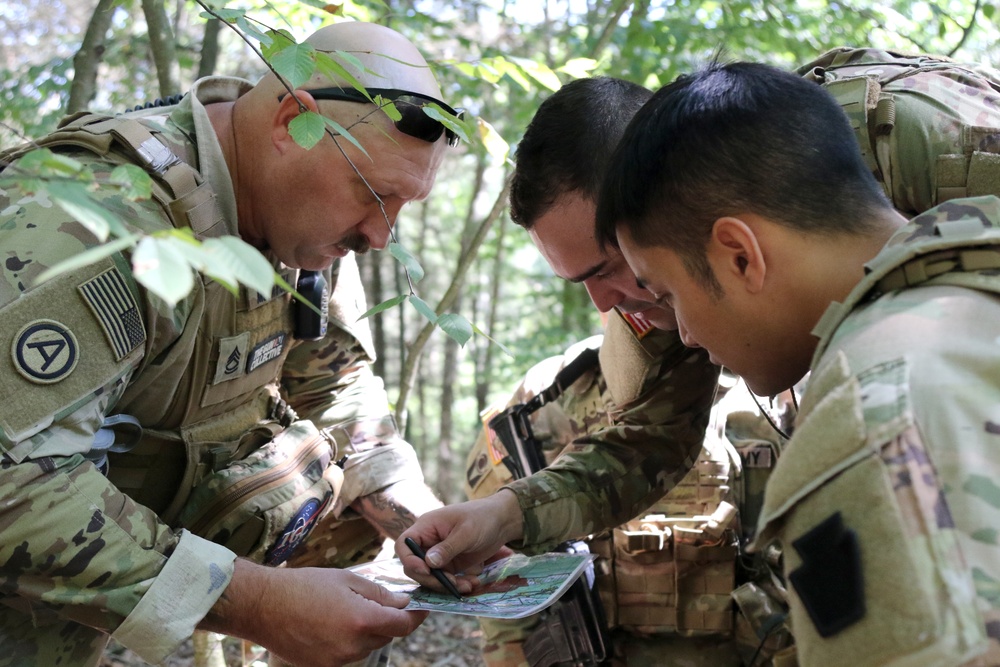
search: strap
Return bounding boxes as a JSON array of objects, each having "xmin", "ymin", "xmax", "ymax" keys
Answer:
[{"xmin": 520, "ymin": 347, "xmax": 600, "ymax": 417}]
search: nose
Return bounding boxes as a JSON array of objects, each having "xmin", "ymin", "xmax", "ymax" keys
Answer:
[
  {"xmin": 583, "ymin": 279, "xmax": 623, "ymax": 314},
  {"xmin": 359, "ymin": 204, "xmax": 401, "ymax": 251},
  {"xmin": 677, "ymin": 320, "xmax": 701, "ymax": 349}
]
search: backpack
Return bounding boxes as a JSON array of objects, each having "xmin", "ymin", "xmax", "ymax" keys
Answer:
[{"xmin": 799, "ymin": 47, "xmax": 1000, "ymax": 216}]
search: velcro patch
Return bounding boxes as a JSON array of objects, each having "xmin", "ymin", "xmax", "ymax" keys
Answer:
[
  {"xmin": 11, "ymin": 320, "xmax": 79, "ymax": 384},
  {"xmin": 620, "ymin": 310, "xmax": 655, "ymax": 339},
  {"xmin": 265, "ymin": 495, "xmax": 330, "ymax": 566},
  {"xmin": 78, "ymin": 266, "xmax": 146, "ymax": 361},
  {"xmin": 213, "ymin": 333, "xmax": 249, "ymax": 384},
  {"xmin": 247, "ymin": 332, "xmax": 286, "ymax": 373}
]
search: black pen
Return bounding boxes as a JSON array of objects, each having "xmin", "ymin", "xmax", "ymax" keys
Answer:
[{"xmin": 404, "ymin": 537, "xmax": 463, "ymax": 600}]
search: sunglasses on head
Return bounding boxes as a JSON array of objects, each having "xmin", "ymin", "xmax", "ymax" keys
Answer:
[{"xmin": 279, "ymin": 86, "xmax": 464, "ymax": 147}]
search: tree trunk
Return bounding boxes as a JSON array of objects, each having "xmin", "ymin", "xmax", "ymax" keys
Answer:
[
  {"xmin": 67, "ymin": 0, "xmax": 117, "ymax": 113},
  {"xmin": 197, "ymin": 18, "xmax": 223, "ymax": 79},
  {"xmin": 436, "ymin": 291, "xmax": 462, "ymax": 502},
  {"xmin": 141, "ymin": 0, "xmax": 179, "ymax": 98},
  {"xmin": 475, "ymin": 216, "xmax": 509, "ymax": 415}
]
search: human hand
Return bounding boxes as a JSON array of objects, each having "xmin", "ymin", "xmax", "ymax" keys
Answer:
[
  {"xmin": 395, "ymin": 490, "xmax": 522, "ymax": 592},
  {"xmin": 202, "ymin": 560, "xmax": 428, "ymax": 667}
]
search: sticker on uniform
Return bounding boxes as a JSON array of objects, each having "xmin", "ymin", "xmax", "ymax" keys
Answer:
[
  {"xmin": 247, "ymin": 332, "xmax": 286, "ymax": 373},
  {"xmin": 619, "ymin": 310, "xmax": 654, "ymax": 339},
  {"xmin": 740, "ymin": 443, "xmax": 773, "ymax": 468},
  {"xmin": 466, "ymin": 451, "xmax": 492, "ymax": 491},
  {"xmin": 78, "ymin": 266, "xmax": 146, "ymax": 361},
  {"xmin": 480, "ymin": 406, "xmax": 507, "ymax": 465},
  {"xmin": 212, "ymin": 333, "xmax": 249, "ymax": 384},
  {"xmin": 11, "ymin": 320, "xmax": 79, "ymax": 384},
  {"xmin": 265, "ymin": 495, "xmax": 330, "ymax": 566}
]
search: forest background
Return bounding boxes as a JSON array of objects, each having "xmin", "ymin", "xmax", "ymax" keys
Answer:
[{"xmin": 2, "ymin": 0, "xmax": 1000, "ymax": 664}]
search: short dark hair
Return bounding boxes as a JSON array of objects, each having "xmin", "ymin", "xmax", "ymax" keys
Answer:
[
  {"xmin": 509, "ymin": 76, "xmax": 652, "ymax": 229},
  {"xmin": 595, "ymin": 61, "xmax": 893, "ymax": 289}
]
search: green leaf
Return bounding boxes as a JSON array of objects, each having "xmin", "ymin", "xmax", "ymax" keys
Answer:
[
  {"xmin": 322, "ymin": 117, "xmax": 370, "ymax": 158},
  {"xmin": 333, "ymin": 49, "xmax": 368, "ymax": 75},
  {"xmin": 261, "ymin": 29, "xmax": 297, "ymax": 61},
  {"xmin": 388, "ymin": 242, "xmax": 424, "ymax": 283},
  {"xmin": 375, "ymin": 96, "xmax": 403, "ymax": 121},
  {"xmin": 510, "ymin": 57, "xmax": 562, "ymax": 92},
  {"xmin": 271, "ymin": 42, "xmax": 318, "ymax": 89},
  {"xmin": 985, "ymin": 4, "xmax": 996, "ymax": 19},
  {"xmin": 359, "ymin": 294, "xmax": 407, "ymax": 319},
  {"xmin": 558, "ymin": 57, "xmax": 598, "ymax": 79},
  {"xmin": 33, "ymin": 234, "xmax": 142, "ymax": 286},
  {"xmin": 437, "ymin": 313, "xmax": 473, "ymax": 346},
  {"xmin": 109, "ymin": 163, "xmax": 152, "ymax": 201},
  {"xmin": 236, "ymin": 16, "xmax": 271, "ymax": 47},
  {"xmin": 477, "ymin": 118, "xmax": 509, "ymax": 162},
  {"xmin": 408, "ymin": 294, "xmax": 438, "ymax": 323},
  {"xmin": 131, "ymin": 236, "xmax": 195, "ymax": 306},
  {"xmin": 200, "ymin": 8, "xmax": 245, "ymax": 22},
  {"xmin": 472, "ymin": 323, "xmax": 515, "ymax": 358},
  {"xmin": 46, "ymin": 181, "xmax": 127, "ymax": 241},
  {"xmin": 422, "ymin": 105, "xmax": 471, "ymax": 144},
  {"xmin": 16, "ymin": 148, "xmax": 86, "ymax": 178},
  {"xmin": 289, "ymin": 111, "xmax": 327, "ymax": 149},
  {"xmin": 315, "ymin": 53, "xmax": 372, "ymax": 100}
]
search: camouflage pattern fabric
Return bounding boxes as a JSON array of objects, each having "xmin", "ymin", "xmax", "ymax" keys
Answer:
[
  {"xmin": 755, "ymin": 197, "xmax": 1000, "ymax": 666},
  {"xmin": 467, "ymin": 333, "xmax": 795, "ymax": 666},
  {"xmin": 502, "ymin": 317, "xmax": 720, "ymax": 553},
  {"xmin": 0, "ymin": 77, "xmax": 421, "ymax": 665},
  {"xmin": 799, "ymin": 47, "xmax": 1000, "ymax": 217}
]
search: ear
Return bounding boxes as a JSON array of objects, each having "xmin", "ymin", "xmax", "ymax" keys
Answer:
[
  {"xmin": 272, "ymin": 90, "xmax": 319, "ymax": 153},
  {"xmin": 709, "ymin": 216, "xmax": 766, "ymax": 294}
]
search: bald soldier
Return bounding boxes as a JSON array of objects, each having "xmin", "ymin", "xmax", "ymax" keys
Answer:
[{"xmin": 0, "ymin": 22, "xmax": 459, "ymax": 667}]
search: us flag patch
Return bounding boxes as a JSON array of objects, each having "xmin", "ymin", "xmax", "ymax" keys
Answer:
[{"xmin": 78, "ymin": 267, "xmax": 147, "ymax": 361}]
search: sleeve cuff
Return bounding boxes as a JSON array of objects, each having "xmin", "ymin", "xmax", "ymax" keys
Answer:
[
  {"xmin": 334, "ymin": 440, "xmax": 423, "ymax": 515},
  {"xmin": 111, "ymin": 530, "xmax": 237, "ymax": 664}
]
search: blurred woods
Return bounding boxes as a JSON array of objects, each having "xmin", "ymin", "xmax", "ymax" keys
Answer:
[{"xmin": 3, "ymin": 0, "xmax": 999, "ymax": 504}]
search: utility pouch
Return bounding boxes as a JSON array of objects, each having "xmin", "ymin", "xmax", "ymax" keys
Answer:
[{"xmin": 177, "ymin": 420, "xmax": 343, "ymax": 565}]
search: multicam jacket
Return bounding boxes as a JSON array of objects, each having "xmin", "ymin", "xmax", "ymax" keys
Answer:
[
  {"xmin": 755, "ymin": 196, "xmax": 1000, "ymax": 666},
  {"xmin": 0, "ymin": 77, "xmax": 422, "ymax": 664},
  {"xmin": 500, "ymin": 312, "xmax": 720, "ymax": 553}
]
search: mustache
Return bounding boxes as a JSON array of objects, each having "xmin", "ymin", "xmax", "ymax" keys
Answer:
[{"xmin": 339, "ymin": 232, "xmax": 370, "ymax": 255}]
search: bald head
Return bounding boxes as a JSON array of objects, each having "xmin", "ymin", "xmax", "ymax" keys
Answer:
[{"xmin": 253, "ymin": 22, "xmax": 443, "ymax": 101}]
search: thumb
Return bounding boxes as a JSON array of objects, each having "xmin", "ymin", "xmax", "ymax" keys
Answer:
[{"xmin": 353, "ymin": 576, "xmax": 411, "ymax": 609}]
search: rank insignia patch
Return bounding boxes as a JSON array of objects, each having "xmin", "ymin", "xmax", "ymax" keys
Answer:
[
  {"xmin": 78, "ymin": 267, "xmax": 146, "ymax": 361},
  {"xmin": 12, "ymin": 320, "xmax": 79, "ymax": 384},
  {"xmin": 620, "ymin": 310, "xmax": 655, "ymax": 339}
]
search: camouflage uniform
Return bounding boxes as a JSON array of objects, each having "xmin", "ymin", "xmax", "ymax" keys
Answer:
[
  {"xmin": 754, "ymin": 196, "xmax": 1000, "ymax": 666},
  {"xmin": 0, "ymin": 77, "xmax": 423, "ymax": 665},
  {"xmin": 466, "ymin": 314, "xmax": 798, "ymax": 666}
]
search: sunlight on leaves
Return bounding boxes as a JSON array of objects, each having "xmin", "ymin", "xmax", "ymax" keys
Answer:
[
  {"xmin": 271, "ymin": 41, "xmax": 318, "ymax": 89},
  {"xmin": 477, "ymin": 118, "xmax": 509, "ymax": 162},
  {"xmin": 132, "ymin": 236, "xmax": 195, "ymax": 307},
  {"xmin": 558, "ymin": 58, "xmax": 598, "ymax": 79},
  {"xmin": 33, "ymin": 234, "xmax": 142, "ymax": 286}
]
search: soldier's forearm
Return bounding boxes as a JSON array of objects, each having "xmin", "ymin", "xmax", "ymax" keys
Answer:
[{"xmin": 352, "ymin": 478, "xmax": 444, "ymax": 539}]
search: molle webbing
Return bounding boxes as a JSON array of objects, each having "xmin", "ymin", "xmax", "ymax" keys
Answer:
[{"xmin": 17, "ymin": 112, "xmax": 223, "ymax": 237}]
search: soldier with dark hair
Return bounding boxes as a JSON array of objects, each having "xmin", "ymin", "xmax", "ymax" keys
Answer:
[
  {"xmin": 401, "ymin": 50, "xmax": 1000, "ymax": 667},
  {"xmin": 0, "ymin": 21, "xmax": 458, "ymax": 667},
  {"xmin": 597, "ymin": 59, "xmax": 1000, "ymax": 666}
]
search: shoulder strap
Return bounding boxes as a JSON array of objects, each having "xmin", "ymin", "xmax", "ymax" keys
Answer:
[{"xmin": 3, "ymin": 112, "xmax": 222, "ymax": 237}]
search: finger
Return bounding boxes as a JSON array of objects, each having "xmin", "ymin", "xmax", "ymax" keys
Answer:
[{"xmin": 350, "ymin": 575, "xmax": 412, "ymax": 609}]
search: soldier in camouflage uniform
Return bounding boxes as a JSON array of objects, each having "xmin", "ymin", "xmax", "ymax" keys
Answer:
[
  {"xmin": 0, "ymin": 21, "xmax": 458, "ymax": 667},
  {"xmin": 400, "ymin": 49, "xmax": 1000, "ymax": 666},
  {"xmin": 597, "ymin": 59, "xmax": 1000, "ymax": 666},
  {"xmin": 464, "ymin": 336, "xmax": 795, "ymax": 667}
]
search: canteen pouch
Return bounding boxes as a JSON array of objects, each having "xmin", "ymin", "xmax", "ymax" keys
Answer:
[{"xmin": 177, "ymin": 420, "xmax": 343, "ymax": 565}]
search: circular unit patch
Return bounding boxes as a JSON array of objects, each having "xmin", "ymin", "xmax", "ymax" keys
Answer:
[{"xmin": 12, "ymin": 320, "xmax": 80, "ymax": 384}]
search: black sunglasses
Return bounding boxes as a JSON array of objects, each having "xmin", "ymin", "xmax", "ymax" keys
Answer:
[{"xmin": 279, "ymin": 86, "xmax": 464, "ymax": 147}]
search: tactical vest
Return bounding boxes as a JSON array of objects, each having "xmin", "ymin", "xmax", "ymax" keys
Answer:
[
  {"xmin": 811, "ymin": 196, "xmax": 1000, "ymax": 359},
  {"xmin": 469, "ymin": 332, "xmax": 741, "ymax": 638},
  {"xmin": 799, "ymin": 47, "xmax": 1000, "ymax": 216},
  {"xmin": 1, "ymin": 112, "xmax": 346, "ymax": 556}
]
